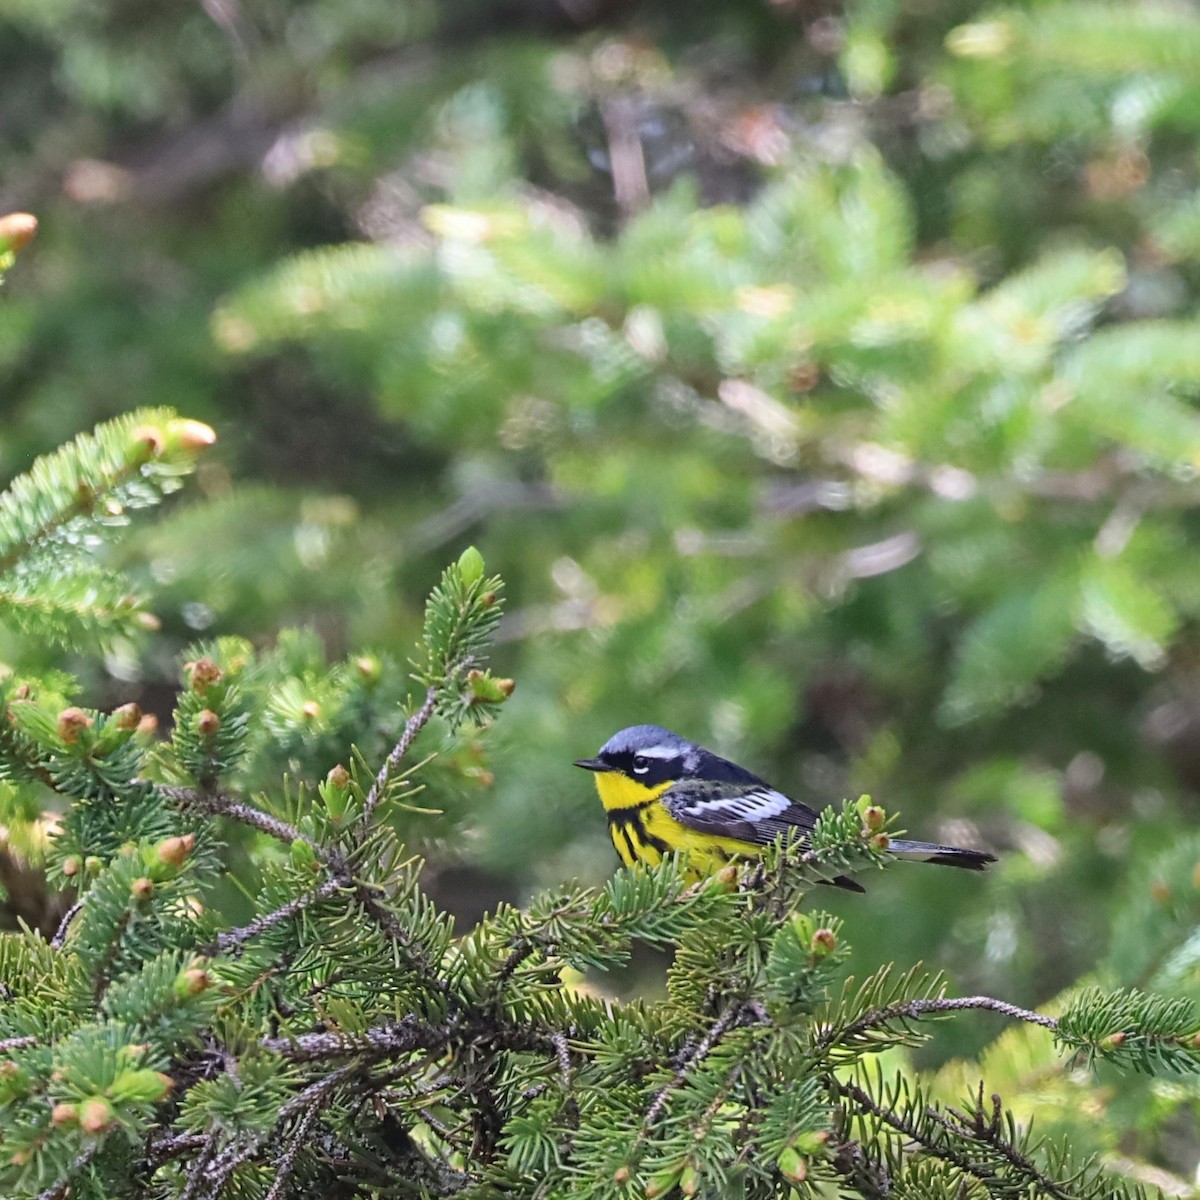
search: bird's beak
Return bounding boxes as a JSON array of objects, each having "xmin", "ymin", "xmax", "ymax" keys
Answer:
[{"xmin": 573, "ymin": 757, "xmax": 607, "ymax": 772}]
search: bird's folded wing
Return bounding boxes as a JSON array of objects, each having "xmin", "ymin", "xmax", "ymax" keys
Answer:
[{"xmin": 662, "ymin": 779, "xmax": 820, "ymax": 846}]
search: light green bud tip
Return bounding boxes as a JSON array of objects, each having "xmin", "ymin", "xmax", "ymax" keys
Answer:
[{"xmin": 457, "ymin": 545, "xmax": 485, "ymax": 586}]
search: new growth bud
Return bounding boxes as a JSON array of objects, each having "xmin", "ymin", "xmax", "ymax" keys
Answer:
[
  {"xmin": 195, "ymin": 709, "xmax": 221, "ymax": 736},
  {"xmin": 810, "ymin": 927, "xmax": 838, "ymax": 957},
  {"xmin": 861, "ymin": 805, "xmax": 886, "ymax": 832},
  {"xmin": 168, "ymin": 419, "xmax": 217, "ymax": 452},
  {"xmin": 291, "ymin": 838, "xmax": 318, "ymax": 872},
  {"xmin": 714, "ymin": 864, "xmax": 739, "ymax": 891},
  {"xmin": 466, "ymin": 669, "xmax": 516, "ymax": 704},
  {"xmin": 156, "ymin": 833, "xmax": 196, "ymax": 868},
  {"xmin": 112, "ymin": 702, "xmax": 142, "ymax": 730},
  {"xmin": 79, "ymin": 1096, "xmax": 116, "ymax": 1135},
  {"xmin": 50, "ymin": 1103, "xmax": 78, "ymax": 1127},
  {"xmin": 57, "ymin": 707, "xmax": 94, "ymax": 744},
  {"xmin": 111, "ymin": 1068, "xmax": 174, "ymax": 1103},
  {"xmin": 777, "ymin": 1147, "xmax": 809, "ymax": 1183},
  {"xmin": 175, "ymin": 966, "xmax": 211, "ymax": 997},
  {"xmin": 131, "ymin": 877, "xmax": 154, "ymax": 901},
  {"xmin": 185, "ymin": 658, "xmax": 223, "ymax": 694},
  {"xmin": 0, "ymin": 212, "xmax": 38, "ymax": 254},
  {"xmin": 457, "ymin": 544, "xmax": 485, "ymax": 586}
]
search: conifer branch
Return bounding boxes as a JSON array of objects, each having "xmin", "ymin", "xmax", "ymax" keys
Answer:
[
  {"xmin": 262, "ymin": 1100, "xmax": 323, "ymax": 1200},
  {"xmin": 92, "ymin": 908, "xmax": 130, "ymax": 1001},
  {"xmin": 34, "ymin": 1147, "xmax": 97, "ymax": 1200},
  {"xmin": 645, "ymin": 1001, "xmax": 746, "ymax": 1126},
  {"xmin": 145, "ymin": 1130, "xmax": 208, "ymax": 1170},
  {"xmin": 202, "ymin": 1139, "xmax": 261, "ymax": 1200},
  {"xmin": 0, "ymin": 1034, "xmax": 38, "ymax": 1051},
  {"xmin": 177, "ymin": 1134, "xmax": 222, "ymax": 1200},
  {"xmin": 351, "ymin": 884, "xmax": 447, "ymax": 987},
  {"xmin": 834, "ymin": 1079, "xmax": 985, "ymax": 1182},
  {"xmin": 158, "ymin": 784, "xmax": 313, "ymax": 848},
  {"xmin": 494, "ymin": 938, "xmax": 537, "ymax": 990},
  {"xmin": 260, "ymin": 1015, "xmax": 452, "ymax": 1061},
  {"xmin": 927, "ymin": 1085, "xmax": 1076, "ymax": 1200},
  {"xmin": 361, "ymin": 684, "xmax": 437, "ymax": 825},
  {"xmin": 50, "ymin": 899, "xmax": 83, "ymax": 948},
  {"xmin": 204, "ymin": 1063, "xmax": 364, "ymax": 1198},
  {"xmin": 816, "ymin": 994, "xmax": 1057, "ymax": 1054},
  {"xmin": 208, "ymin": 876, "xmax": 346, "ymax": 955}
]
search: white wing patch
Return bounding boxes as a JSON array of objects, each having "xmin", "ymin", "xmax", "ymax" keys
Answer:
[{"xmin": 677, "ymin": 787, "xmax": 793, "ymax": 824}]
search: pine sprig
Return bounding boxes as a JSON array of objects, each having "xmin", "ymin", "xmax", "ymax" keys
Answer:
[
  {"xmin": 410, "ymin": 546, "xmax": 509, "ymax": 730},
  {"xmin": 1055, "ymin": 985, "xmax": 1200, "ymax": 1073},
  {"xmin": 836, "ymin": 1067, "xmax": 1152, "ymax": 1200},
  {"xmin": 0, "ymin": 409, "xmax": 215, "ymax": 649}
]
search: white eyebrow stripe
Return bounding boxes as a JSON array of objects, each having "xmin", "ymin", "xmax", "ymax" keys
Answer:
[{"xmin": 631, "ymin": 745, "xmax": 684, "ymax": 759}]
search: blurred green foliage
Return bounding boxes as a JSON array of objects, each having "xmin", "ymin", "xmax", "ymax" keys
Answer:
[{"xmin": 8, "ymin": 0, "xmax": 1200, "ymax": 1186}]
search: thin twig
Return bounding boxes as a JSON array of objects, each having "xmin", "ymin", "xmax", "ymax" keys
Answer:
[
  {"xmin": 353, "ymin": 885, "xmax": 445, "ymax": 988},
  {"xmin": 260, "ymin": 1016, "xmax": 450, "ymax": 1062},
  {"xmin": 263, "ymin": 1099, "xmax": 323, "ymax": 1200},
  {"xmin": 36, "ymin": 1146, "xmax": 98, "ymax": 1200},
  {"xmin": 157, "ymin": 784, "xmax": 314, "ymax": 849},
  {"xmin": 145, "ymin": 1129, "xmax": 209, "ymax": 1169},
  {"xmin": 177, "ymin": 1132, "xmax": 222, "ymax": 1200},
  {"xmin": 818, "ymin": 995, "xmax": 1057, "ymax": 1053},
  {"xmin": 51, "ymin": 899, "xmax": 84, "ymax": 948},
  {"xmin": 494, "ymin": 939, "xmax": 536, "ymax": 990},
  {"xmin": 362, "ymin": 685, "xmax": 438, "ymax": 825},
  {"xmin": 207, "ymin": 876, "xmax": 346, "ymax": 956},
  {"xmin": 645, "ymin": 1002, "xmax": 743, "ymax": 1127},
  {"xmin": 202, "ymin": 1138, "xmax": 262, "ymax": 1199},
  {"xmin": 0, "ymin": 1034, "xmax": 39, "ymax": 1051},
  {"xmin": 278, "ymin": 1062, "xmax": 360, "ymax": 1121},
  {"xmin": 205, "ymin": 1063, "xmax": 362, "ymax": 1198},
  {"xmin": 835, "ymin": 1079, "xmax": 984, "ymax": 1181},
  {"xmin": 600, "ymin": 96, "xmax": 649, "ymax": 215},
  {"xmin": 926, "ymin": 1084, "xmax": 1076, "ymax": 1200},
  {"xmin": 551, "ymin": 1030, "xmax": 572, "ymax": 1095}
]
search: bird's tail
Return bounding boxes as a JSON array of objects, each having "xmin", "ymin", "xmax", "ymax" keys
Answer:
[{"xmin": 889, "ymin": 838, "xmax": 996, "ymax": 871}]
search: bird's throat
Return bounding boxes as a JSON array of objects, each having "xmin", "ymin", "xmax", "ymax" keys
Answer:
[{"xmin": 592, "ymin": 771, "xmax": 672, "ymax": 813}]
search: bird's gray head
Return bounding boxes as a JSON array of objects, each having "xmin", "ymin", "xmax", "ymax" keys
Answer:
[{"xmin": 574, "ymin": 725, "xmax": 699, "ymax": 786}]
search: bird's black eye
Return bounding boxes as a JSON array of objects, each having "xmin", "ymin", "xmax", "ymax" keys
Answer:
[{"xmin": 632, "ymin": 754, "xmax": 650, "ymax": 774}]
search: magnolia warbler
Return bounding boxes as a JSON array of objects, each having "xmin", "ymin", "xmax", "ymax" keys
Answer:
[{"xmin": 576, "ymin": 724, "xmax": 995, "ymax": 891}]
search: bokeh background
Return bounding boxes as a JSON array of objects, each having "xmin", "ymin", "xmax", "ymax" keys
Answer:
[{"xmin": 7, "ymin": 0, "xmax": 1200, "ymax": 1170}]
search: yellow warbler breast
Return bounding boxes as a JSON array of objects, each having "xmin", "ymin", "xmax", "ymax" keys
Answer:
[
  {"xmin": 591, "ymin": 770, "xmax": 669, "ymax": 813},
  {"xmin": 590, "ymin": 771, "xmax": 760, "ymax": 881}
]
